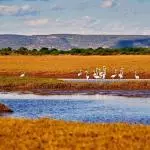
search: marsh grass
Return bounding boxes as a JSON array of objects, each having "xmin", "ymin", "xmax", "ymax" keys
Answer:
[
  {"xmin": 0, "ymin": 118, "xmax": 150, "ymax": 150},
  {"xmin": 0, "ymin": 76, "xmax": 149, "ymax": 91}
]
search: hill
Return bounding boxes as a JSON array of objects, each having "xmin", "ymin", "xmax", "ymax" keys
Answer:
[{"xmin": 0, "ymin": 34, "xmax": 150, "ymax": 50}]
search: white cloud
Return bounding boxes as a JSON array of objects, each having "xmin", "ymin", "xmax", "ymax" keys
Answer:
[
  {"xmin": 100, "ymin": 0, "xmax": 115, "ymax": 8},
  {"xmin": 1, "ymin": 15, "xmax": 150, "ymax": 35},
  {"xmin": 0, "ymin": 4, "xmax": 38, "ymax": 16},
  {"xmin": 25, "ymin": 18, "xmax": 49, "ymax": 26}
]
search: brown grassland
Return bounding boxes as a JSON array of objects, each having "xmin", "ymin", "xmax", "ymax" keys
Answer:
[
  {"xmin": 0, "ymin": 76, "xmax": 149, "ymax": 92},
  {"xmin": 0, "ymin": 55, "xmax": 150, "ymax": 78},
  {"xmin": 0, "ymin": 118, "xmax": 150, "ymax": 150}
]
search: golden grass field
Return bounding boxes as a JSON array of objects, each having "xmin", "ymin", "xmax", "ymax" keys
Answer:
[
  {"xmin": 0, "ymin": 55, "xmax": 150, "ymax": 78},
  {"xmin": 0, "ymin": 118, "xmax": 150, "ymax": 150}
]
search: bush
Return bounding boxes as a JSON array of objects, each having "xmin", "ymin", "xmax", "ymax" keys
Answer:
[{"xmin": 0, "ymin": 47, "xmax": 150, "ymax": 55}]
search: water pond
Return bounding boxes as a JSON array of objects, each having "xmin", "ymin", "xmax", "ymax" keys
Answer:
[{"xmin": 0, "ymin": 92, "xmax": 150, "ymax": 124}]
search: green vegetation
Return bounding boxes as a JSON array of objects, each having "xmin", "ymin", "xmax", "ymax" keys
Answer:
[
  {"xmin": 0, "ymin": 47, "xmax": 150, "ymax": 55},
  {"xmin": 0, "ymin": 76, "xmax": 149, "ymax": 92},
  {"xmin": 0, "ymin": 118, "xmax": 150, "ymax": 150}
]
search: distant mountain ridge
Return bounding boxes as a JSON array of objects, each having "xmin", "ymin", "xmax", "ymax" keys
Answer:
[{"xmin": 0, "ymin": 34, "xmax": 150, "ymax": 50}]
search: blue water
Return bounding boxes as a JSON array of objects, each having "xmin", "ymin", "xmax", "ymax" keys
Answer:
[{"xmin": 0, "ymin": 93, "xmax": 150, "ymax": 124}]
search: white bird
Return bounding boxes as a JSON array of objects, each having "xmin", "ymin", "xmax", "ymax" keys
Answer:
[
  {"xmin": 98, "ymin": 68, "xmax": 103, "ymax": 79},
  {"xmin": 94, "ymin": 75, "xmax": 100, "ymax": 79},
  {"xmin": 135, "ymin": 71, "xmax": 140, "ymax": 79},
  {"xmin": 118, "ymin": 73, "xmax": 123, "ymax": 79},
  {"xmin": 111, "ymin": 69, "xmax": 117, "ymax": 79},
  {"xmin": 20, "ymin": 73, "xmax": 25, "ymax": 78},
  {"xmin": 78, "ymin": 70, "xmax": 82, "ymax": 77},
  {"xmin": 99, "ymin": 73, "xmax": 103, "ymax": 79},
  {"xmin": 102, "ymin": 73, "xmax": 106, "ymax": 79},
  {"xmin": 102, "ymin": 66, "xmax": 107, "ymax": 79},
  {"xmin": 85, "ymin": 71, "xmax": 90, "ymax": 80},
  {"xmin": 93, "ymin": 71, "xmax": 100, "ymax": 79},
  {"xmin": 86, "ymin": 75, "xmax": 90, "ymax": 80},
  {"xmin": 95, "ymin": 68, "xmax": 99, "ymax": 75},
  {"xmin": 118, "ymin": 68, "xmax": 124, "ymax": 79}
]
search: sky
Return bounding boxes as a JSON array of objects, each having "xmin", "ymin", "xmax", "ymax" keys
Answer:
[{"xmin": 0, "ymin": 0, "xmax": 150, "ymax": 35}]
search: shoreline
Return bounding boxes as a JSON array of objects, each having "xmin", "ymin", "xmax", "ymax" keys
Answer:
[
  {"xmin": 0, "ymin": 89, "xmax": 150, "ymax": 98},
  {"xmin": 0, "ymin": 76, "xmax": 149, "ymax": 98}
]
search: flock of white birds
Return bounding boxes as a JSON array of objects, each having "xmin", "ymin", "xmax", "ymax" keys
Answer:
[
  {"xmin": 19, "ymin": 67, "xmax": 140, "ymax": 80},
  {"xmin": 78, "ymin": 66, "xmax": 140, "ymax": 80}
]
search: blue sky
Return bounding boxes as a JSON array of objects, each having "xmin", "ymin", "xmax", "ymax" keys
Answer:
[{"xmin": 0, "ymin": 0, "xmax": 150, "ymax": 35}]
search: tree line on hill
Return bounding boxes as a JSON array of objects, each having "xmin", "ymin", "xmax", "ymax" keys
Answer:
[{"xmin": 0, "ymin": 47, "xmax": 150, "ymax": 55}]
